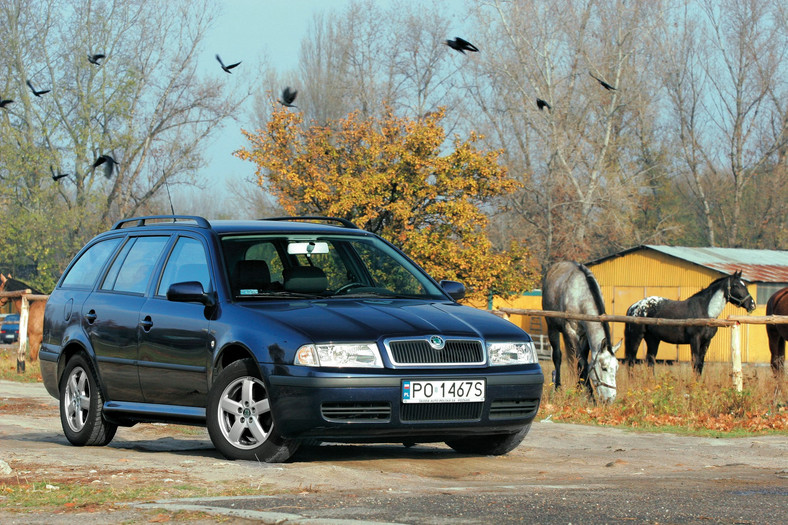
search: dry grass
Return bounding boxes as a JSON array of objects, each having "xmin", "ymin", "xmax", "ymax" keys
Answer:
[
  {"xmin": 2, "ymin": 346, "xmax": 786, "ymax": 435},
  {"xmin": 0, "ymin": 346, "xmax": 41, "ymax": 383},
  {"xmin": 540, "ymin": 359, "xmax": 788, "ymax": 435}
]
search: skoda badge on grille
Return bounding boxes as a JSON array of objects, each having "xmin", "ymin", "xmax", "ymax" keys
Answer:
[{"xmin": 428, "ymin": 335, "xmax": 445, "ymax": 350}]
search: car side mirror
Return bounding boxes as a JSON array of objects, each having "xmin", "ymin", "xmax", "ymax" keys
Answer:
[
  {"xmin": 167, "ymin": 281, "xmax": 216, "ymax": 307},
  {"xmin": 439, "ymin": 280, "xmax": 465, "ymax": 301}
]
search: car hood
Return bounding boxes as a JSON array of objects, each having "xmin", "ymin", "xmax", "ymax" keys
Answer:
[{"xmin": 238, "ymin": 299, "xmax": 529, "ymax": 343}]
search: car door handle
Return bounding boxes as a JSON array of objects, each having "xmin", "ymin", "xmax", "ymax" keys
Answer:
[
  {"xmin": 139, "ymin": 316, "xmax": 153, "ymax": 332},
  {"xmin": 84, "ymin": 310, "xmax": 97, "ymax": 324}
]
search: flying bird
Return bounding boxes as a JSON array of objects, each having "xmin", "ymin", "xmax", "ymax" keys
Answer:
[
  {"xmin": 445, "ymin": 37, "xmax": 479, "ymax": 54},
  {"xmin": 50, "ymin": 165, "xmax": 69, "ymax": 181},
  {"xmin": 88, "ymin": 53, "xmax": 106, "ymax": 66},
  {"xmin": 215, "ymin": 54, "xmax": 241, "ymax": 73},
  {"xmin": 92, "ymin": 154, "xmax": 119, "ymax": 178},
  {"xmin": 0, "ymin": 99, "xmax": 12, "ymax": 108},
  {"xmin": 589, "ymin": 72, "xmax": 616, "ymax": 91},
  {"xmin": 278, "ymin": 86, "xmax": 297, "ymax": 107},
  {"xmin": 536, "ymin": 98, "xmax": 551, "ymax": 111},
  {"xmin": 26, "ymin": 80, "xmax": 50, "ymax": 97}
]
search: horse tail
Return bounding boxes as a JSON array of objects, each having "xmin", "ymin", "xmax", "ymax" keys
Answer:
[{"xmin": 574, "ymin": 262, "xmax": 612, "ymax": 349}]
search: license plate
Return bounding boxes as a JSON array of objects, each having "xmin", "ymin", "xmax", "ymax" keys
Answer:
[{"xmin": 401, "ymin": 379, "xmax": 485, "ymax": 404}]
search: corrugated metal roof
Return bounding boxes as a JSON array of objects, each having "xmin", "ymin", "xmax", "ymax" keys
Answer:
[{"xmin": 617, "ymin": 246, "xmax": 788, "ymax": 283}]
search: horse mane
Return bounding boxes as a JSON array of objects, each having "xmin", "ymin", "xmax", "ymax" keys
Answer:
[
  {"xmin": 1, "ymin": 276, "xmax": 43, "ymax": 295},
  {"xmin": 689, "ymin": 273, "xmax": 733, "ymax": 300},
  {"xmin": 573, "ymin": 262, "xmax": 612, "ymax": 348}
]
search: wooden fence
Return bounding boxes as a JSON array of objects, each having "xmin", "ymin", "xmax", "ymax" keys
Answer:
[{"xmin": 496, "ymin": 308, "xmax": 788, "ymax": 392}]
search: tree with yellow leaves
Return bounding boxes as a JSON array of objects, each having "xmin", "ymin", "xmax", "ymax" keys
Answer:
[{"xmin": 236, "ymin": 105, "xmax": 538, "ymax": 300}]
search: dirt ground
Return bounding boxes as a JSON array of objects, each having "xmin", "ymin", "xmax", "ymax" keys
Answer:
[{"xmin": 1, "ymin": 379, "xmax": 787, "ymax": 523}]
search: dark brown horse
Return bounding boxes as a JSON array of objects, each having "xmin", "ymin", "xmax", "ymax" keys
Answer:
[
  {"xmin": 0, "ymin": 274, "xmax": 47, "ymax": 362},
  {"xmin": 766, "ymin": 287, "xmax": 788, "ymax": 376}
]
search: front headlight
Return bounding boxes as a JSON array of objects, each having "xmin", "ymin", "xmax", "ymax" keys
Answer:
[
  {"xmin": 488, "ymin": 341, "xmax": 538, "ymax": 365},
  {"xmin": 294, "ymin": 343, "xmax": 383, "ymax": 368}
]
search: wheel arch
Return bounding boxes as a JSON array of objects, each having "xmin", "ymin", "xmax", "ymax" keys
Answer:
[
  {"xmin": 212, "ymin": 343, "xmax": 260, "ymax": 386},
  {"xmin": 56, "ymin": 341, "xmax": 108, "ymax": 399}
]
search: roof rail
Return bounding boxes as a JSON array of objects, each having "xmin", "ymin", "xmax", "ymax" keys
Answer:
[
  {"xmin": 261, "ymin": 216, "xmax": 360, "ymax": 229},
  {"xmin": 112, "ymin": 215, "xmax": 211, "ymax": 230}
]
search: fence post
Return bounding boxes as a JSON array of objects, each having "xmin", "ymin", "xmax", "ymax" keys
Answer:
[
  {"xmin": 730, "ymin": 322, "xmax": 742, "ymax": 392},
  {"xmin": 17, "ymin": 295, "xmax": 29, "ymax": 374}
]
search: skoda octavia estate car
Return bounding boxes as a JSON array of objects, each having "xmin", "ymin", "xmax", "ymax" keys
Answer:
[{"xmin": 40, "ymin": 216, "xmax": 543, "ymax": 462}]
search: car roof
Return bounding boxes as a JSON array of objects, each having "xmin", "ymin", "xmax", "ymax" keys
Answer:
[{"xmin": 108, "ymin": 216, "xmax": 376, "ymax": 238}]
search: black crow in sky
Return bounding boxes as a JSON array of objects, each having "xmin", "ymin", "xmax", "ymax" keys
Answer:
[
  {"xmin": 445, "ymin": 37, "xmax": 479, "ymax": 54},
  {"xmin": 88, "ymin": 53, "xmax": 106, "ymax": 65},
  {"xmin": 92, "ymin": 154, "xmax": 118, "ymax": 178},
  {"xmin": 536, "ymin": 98, "xmax": 551, "ymax": 111},
  {"xmin": 216, "ymin": 54, "xmax": 241, "ymax": 73},
  {"xmin": 589, "ymin": 72, "xmax": 616, "ymax": 91},
  {"xmin": 278, "ymin": 86, "xmax": 298, "ymax": 107},
  {"xmin": 50, "ymin": 165, "xmax": 69, "ymax": 181},
  {"xmin": 26, "ymin": 80, "xmax": 50, "ymax": 97}
]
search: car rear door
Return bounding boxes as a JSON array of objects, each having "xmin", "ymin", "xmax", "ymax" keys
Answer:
[{"xmin": 84, "ymin": 235, "xmax": 170, "ymax": 402}]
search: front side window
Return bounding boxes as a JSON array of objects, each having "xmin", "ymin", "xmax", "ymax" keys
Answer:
[
  {"xmin": 101, "ymin": 236, "xmax": 169, "ymax": 294},
  {"xmin": 61, "ymin": 237, "xmax": 122, "ymax": 289},
  {"xmin": 157, "ymin": 237, "xmax": 212, "ymax": 295}
]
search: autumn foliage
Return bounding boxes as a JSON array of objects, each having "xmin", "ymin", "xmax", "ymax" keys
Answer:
[{"xmin": 236, "ymin": 105, "xmax": 538, "ymax": 299}]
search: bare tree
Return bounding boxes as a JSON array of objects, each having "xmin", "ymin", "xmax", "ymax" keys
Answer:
[
  {"xmin": 466, "ymin": 0, "xmax": 665, "ymax": 268},
  {"xmin": 0, "ymin": 0, "xmax": 250, "ymax": 287},
  {"xmin": 662, "ymin": 0, "xmax": 788, "ymax": 247}
]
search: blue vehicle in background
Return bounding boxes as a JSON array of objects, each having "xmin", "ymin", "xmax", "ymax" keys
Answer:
[{"xmin": 1, "ymin": 313, "xmax": 20, "ymax": 344}]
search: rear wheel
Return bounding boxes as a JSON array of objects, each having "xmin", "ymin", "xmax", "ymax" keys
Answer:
[
  {"xmin": 207, "ymin": 359, "xmax": 299, "ymax": 462},
  {"xmin": 445, "ymin": 423, "xmax": 531, "ymax": 455},
  {"xmin": 59, "ymin": 354, "xmax": 117, "ymax": 446}
]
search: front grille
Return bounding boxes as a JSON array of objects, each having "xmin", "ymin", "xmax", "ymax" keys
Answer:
[
  {"xmin": 489, "ymin": 399, "xmax": 540, "ymax": 420},
  {"xmin": 400, "ymin": 402, "xmax": 483, "ymax": 422},
  {"xmin": 387, "ymin": 338, "xmax": 484, "ymax": 365},
  {"xmin": 321, "ymin": 402, "xmax": 391, "ymax": 422}
]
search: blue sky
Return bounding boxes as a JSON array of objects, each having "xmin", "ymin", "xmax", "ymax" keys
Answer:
[{"xmin": 192, "ymin": 0, "xmax": 378, "ymax": 212}]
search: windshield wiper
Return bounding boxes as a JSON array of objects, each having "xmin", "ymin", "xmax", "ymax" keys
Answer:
[{"xmin": 235, "ymin": 291, "xmax": 322, "ymax": 300}]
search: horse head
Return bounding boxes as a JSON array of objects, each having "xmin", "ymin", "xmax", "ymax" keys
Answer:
[
  {"xmin": 726, "ymin": 270, "xmax": 756, "ymax": 313},
  {"xmin": 590, "ymin": 339, "xmax": 621, "ymax": 403}
]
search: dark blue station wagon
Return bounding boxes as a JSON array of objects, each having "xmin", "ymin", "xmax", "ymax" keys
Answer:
[{"xmin": 40, "ymin": 216, "xmax": 543, "ymax": 462}]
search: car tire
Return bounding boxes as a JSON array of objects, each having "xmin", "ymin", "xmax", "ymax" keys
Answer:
[
  {"xmin": 59, "ymin": 354, "xmax": 117, "ymax": 446},
  {"xmin": 444, "ymin": 423, "xmax": 531, "ymax": 455},
  {"xmin": 207, "ymin": 359, "xmax": 299, "ymax": 462}
]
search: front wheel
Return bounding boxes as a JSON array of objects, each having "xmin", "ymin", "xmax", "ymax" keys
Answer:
[
  {"xmin": 59, "ymin": 354, "xmax": 117, "ymax": 446},
  {"xmin": 445, "ymin": 423, "xmax": 531, "ymax": 455},
  {"xmin": 207, "ymin": 359, "xmax": 299, "ymax": 462}
]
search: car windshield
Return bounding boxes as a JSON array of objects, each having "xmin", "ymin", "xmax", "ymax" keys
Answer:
[{"xmin": 221, "ymin": 233, "xmax": 446, "ymax": 300}]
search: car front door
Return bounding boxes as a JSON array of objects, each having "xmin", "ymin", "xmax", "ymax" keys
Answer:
[{"xmin": 137, "ymin": 236, "xmax": 214, "ymax": 407}]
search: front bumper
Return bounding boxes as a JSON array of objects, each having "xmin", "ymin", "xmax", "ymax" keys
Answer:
[{"xmin": 266, "ymin": 364, "xmax": 544, "ymax": 441}]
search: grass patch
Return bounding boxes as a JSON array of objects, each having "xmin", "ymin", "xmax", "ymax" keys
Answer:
[
  {"xmin": 0, "ymin": 481, "xmax": 172, "ymax": 509},
  {"xmin": 0, "ymin": 346, "xmax": 41, "ymax": 383},
  {"xmin": 540, "ymin": 361, "xmax": 787, "ymax": 435}
]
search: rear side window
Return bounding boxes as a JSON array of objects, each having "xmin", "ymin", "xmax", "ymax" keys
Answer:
[
  {"xmin": 101, "ymin": 237, "xmax": 169, "ymax": 294},
  {"xmin": 61, "ymin": 238, "xmax": 122, "ymax": 289}
]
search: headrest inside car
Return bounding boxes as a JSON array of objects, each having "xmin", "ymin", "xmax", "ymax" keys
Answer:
[
  {"xmin": 283, "ymin": 266, "xmax": 327, "ymax": 294},
  {"xmin": 233, "ymin": 260, "xmax": 271, "ymax": 291}
]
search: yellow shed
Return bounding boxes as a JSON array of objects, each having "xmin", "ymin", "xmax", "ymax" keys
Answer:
[{"xmin": 585, "ymin": 245, "xmax": 788, "ymax": 365}]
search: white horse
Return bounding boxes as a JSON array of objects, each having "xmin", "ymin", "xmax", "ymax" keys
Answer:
[{"xmin": 542, "ymin": 261, "xmax": 621, "ymax": 403}]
